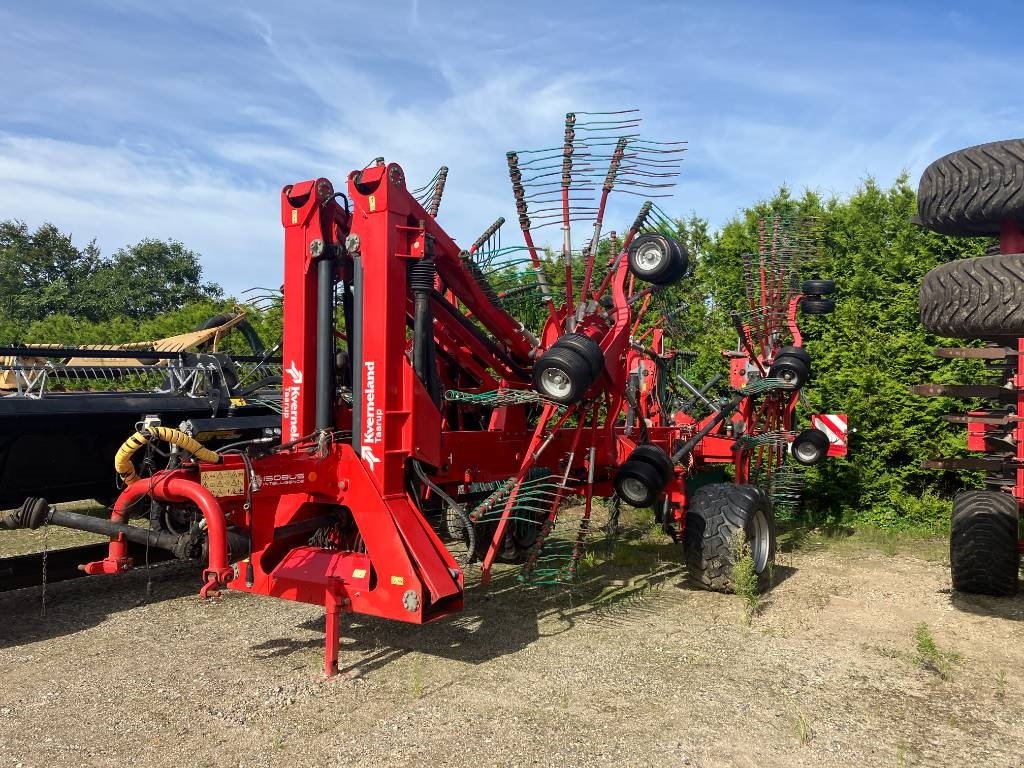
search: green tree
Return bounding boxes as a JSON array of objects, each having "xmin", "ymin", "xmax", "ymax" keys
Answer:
[
  {"xmin": 0, "ymin": 221, "xmax": 222, "ymax": 335},
  {"xmin": 0, "ymin": 220, "xmax": 101, "ymax": 325},
  {"xmin": 705, "ymin": 178, "xmax": 990, "ymax": 530},
  {"xmin": 83, "ymin": 238, "xmax": 222, "ymax": 320}
]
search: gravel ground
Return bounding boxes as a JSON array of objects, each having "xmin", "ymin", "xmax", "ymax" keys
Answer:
[{"xmin": 1, "ymin": 526, "xmax": 1022, "ymax": 768}]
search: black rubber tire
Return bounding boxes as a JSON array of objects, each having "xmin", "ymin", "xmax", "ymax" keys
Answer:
[
  {"xmin": 628, "ymin": 444, "xmax": 674, "ymax": 484},
  {"xmin": 553, "ymin": 333, "xmax": 604, "ymax": 379},
  {"xmin": 917, "ymin": 139, "xmax": 1024, "ymax": 237},
  {"xmin": 684, "ymin": 483, "xmax": 775, "ymax": 592},
  {"xmin": 531, "ymin": 346, "xmax": 594, "ymax": 405},
  {"xmin": 768, "ymin": 350, "xmax": 810, "ymax": 388},
  {"xmin": 614, "ymin": 459, "xmax": 665, "ymax": 508},
  {"xmin": 919, "ymin": 253, "xmax": 1024, "ymax": 338},
  {"xmin": 775, "ymin": 345, "xmax": 810, "ymax": 366},
  {"xmin": 950, "ymin": 490, "xmax": 1020, "ymax": 596},
  {"xmin": 627, "ymin": 234, "xmax": 688, "ymax": 286},
  {"xmin": 800, "ymin": 297, "xmax": 835, "ymax": 315},
  {"xmin": 791, "ymin": 428, "xmax": 830, "ymax": 466},
  {"xmin": 801, "ymin": 279, "xmax": 835, "ymax": 296}
]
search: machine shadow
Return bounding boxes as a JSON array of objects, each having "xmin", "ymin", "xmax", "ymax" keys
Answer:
[
  {"xmin": 252, "ymin": 555, "xmax": 692, "ymax": 675},
  {"xmin": 0, "ymin": 559, "xmax": 202, "ymax": 648},
  {"xmin": 949, "ymin": 589, "xmax": 1024, "ymax": 622}
]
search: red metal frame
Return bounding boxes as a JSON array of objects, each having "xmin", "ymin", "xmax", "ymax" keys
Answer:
[{"xmin": 79, "ymin": 158, "xmax": 844, "ymax": 674}]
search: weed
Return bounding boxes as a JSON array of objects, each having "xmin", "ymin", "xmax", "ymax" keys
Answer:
[
  {"xmin": 788, "ymin": 698, "xmax": 812, "ymax": 745},
  {"xmin": 914, "ymin": 622, "xmax": 959, "ymax": 680},
  {"xmin": 996, "ymin": 670, "xmax": 1007, "ymax": 701},
  {"xmin": 730, "ymin": 529, "xmax": 759, "ymax": 621}
]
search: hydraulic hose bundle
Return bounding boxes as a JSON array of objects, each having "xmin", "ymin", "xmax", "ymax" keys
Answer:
[{"xmin": 114, "ymin": 426, "xmax": 221, "ymax": 484}]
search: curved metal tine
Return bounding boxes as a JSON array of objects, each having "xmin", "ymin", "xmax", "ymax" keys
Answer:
[{"xmin": 410, "ymin": 166, "xmax": 445, "ymax": 196}]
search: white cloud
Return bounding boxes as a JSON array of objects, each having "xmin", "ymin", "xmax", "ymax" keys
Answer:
[{"xmin": 1, "ymin": 0, "xmax": 1022, "ymax": 298}]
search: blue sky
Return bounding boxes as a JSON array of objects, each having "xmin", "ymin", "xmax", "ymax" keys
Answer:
[{"xmin": 1, "ymin": 1, "xmax": 1021, "ymax": 295}]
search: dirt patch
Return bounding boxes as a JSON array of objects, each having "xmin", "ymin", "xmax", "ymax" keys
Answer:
[{"xmin": 1, "ymin": 529, "xmax": 1022, "ymax": 768}]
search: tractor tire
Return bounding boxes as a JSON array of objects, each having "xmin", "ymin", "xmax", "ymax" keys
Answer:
[
  {"xmin": 917, "ymin": 139, "xmax": 1024, "ymax": 237},
  {"xmin": 801, "ymin": 278, "xmax": 835, "ymax": 296},
  {"xmin": 950, "ymin": 490, "xmax": 1020, "ymax": 596},
  {"xmin": 919, "ymin": 253, "xmax": 1024, "ymax": 338},
  {"xmin": 553, "ymin": 333, "xmax": 604, "ymax": 379},
  {"xmin": 532, "ymin": 346, "xmax": 594, "ymax": 405},
  {"xmin": 627, "ymin": 234, "xmax": 688, "ymax": 286},
  {"xmin": 800, "ymin": 297, "xmax": 835, "ymax": 315},
  {"xmin": 684, "ymin": 483, "xmax": 775, "ymax": 592}
]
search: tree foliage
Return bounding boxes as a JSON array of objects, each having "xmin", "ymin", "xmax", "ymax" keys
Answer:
[
  {"xmin": 684, "ymin": 177, "xmax": 990, "ymax": 530},
  {"xmin": 0, "ymin": 221, "xmax": 221, "ymax": 336}
]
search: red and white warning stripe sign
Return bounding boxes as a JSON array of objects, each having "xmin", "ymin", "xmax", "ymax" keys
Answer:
[{"xmin": 811, "ymin": 413, "xmax": 849, "ymax": 457}]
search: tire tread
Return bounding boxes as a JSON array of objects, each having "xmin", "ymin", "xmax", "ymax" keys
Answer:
[
  {"xmin": 918, "ymin": 139, "xmax": 1024, "ymax": 236},
  {"xmin": 950, "ymin": 490, "xmax": 1019, "ymax": 596}
]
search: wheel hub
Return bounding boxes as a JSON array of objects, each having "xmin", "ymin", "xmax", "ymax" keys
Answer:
[
  {"xmin": 749, "ymin": 508, "xmax": 771, "ymax": 573},
  {"xmin": 636, "ymin": 244, "xmax": 664, "ymax": 270},
  {"xmin": 540, "ymin": 367, "xmax": 572, "ymax": 398}
]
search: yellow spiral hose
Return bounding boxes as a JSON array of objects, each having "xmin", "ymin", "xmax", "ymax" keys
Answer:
[{"xmin": 114, "ymin": 426, "xmax": 221, "ymax": 485}]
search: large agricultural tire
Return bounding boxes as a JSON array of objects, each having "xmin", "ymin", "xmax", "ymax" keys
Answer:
[
  {"xmin": 683, "ymin": 483, "xmax": 775, "ymax": 593},
  {"xmin": 950, "ymin": 490, "xmax": 1020, "ymax": 596},
  {"xmin": 919, "ymin": 253, "xmax": 1024, "ymax": 338},
  {"xmin": 917, "ymin": 139, "xmax": 1024, "ymax": 237}
]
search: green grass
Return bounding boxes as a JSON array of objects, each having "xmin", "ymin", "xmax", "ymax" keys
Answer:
[
  {"xmin": 914, "ymin": 622, "xmax": 960, "ymax": 680},
  {"xmin": 777, "ymin": 522, "xmax": 948, "ymax": 562},
  {"xmin": 730, "ymin": 529, "xmax": 760, "ymax": 622}
]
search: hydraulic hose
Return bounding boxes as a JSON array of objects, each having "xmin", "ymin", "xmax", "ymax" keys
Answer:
[{"xmin": 114, "ymin": 426, "xmax": 221, "ymax": 485}]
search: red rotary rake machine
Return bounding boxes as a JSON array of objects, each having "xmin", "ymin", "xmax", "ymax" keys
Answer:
[{"xmin": 3, "ymin": 112, "xmax": 846, "ymax": 673}]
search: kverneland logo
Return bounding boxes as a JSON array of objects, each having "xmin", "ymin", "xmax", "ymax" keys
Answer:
[
  {"xmin": 285, "ymin": 360, "xmax": 302, "ymax": 440},
  {"xmin": 363, "ymin": 360, "xmax": 377, "ymax": 445}
]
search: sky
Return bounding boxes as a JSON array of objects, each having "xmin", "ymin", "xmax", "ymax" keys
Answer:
[{"xmin": 1, "ymin": 0, "xmax": 1022, "ymax": 296}]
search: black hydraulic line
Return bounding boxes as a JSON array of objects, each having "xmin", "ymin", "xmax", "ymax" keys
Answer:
[
  {"xmin": 671, "ymin": 394, "xmax": 742, "ymax": 463},
  {"xmin": 271, "ymin": 513, "xmax": 343, "ymax": 541},
  {"xmin": 428, "ymin": 290, "xmax": 531, "ymax": 381},
  {"xmin": 315, "ymin": 248, "xmax": 336, "ymax": 431},
  {"xmin": 237, "ymin": 376, "xmax": 283, "ymax": 396},
  {"xmin": 341, "ymin": 279, "xmax": 355, "ymax": 387},
  {"xmin": 351, "ymin": 257, "xmax": 364, "ymax": 455},
  {"xmin": 409, "ymin": 252, "xmax": 442, "ymax": 406},
  {"xmin": 411, "ymin": 460, "xmax": 475, "ymax": 564}
]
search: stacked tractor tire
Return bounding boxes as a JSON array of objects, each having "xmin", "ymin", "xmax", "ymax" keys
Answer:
[{"xmin": 916, "ymin": 138, "xmax": 1024, "ymax": 596}]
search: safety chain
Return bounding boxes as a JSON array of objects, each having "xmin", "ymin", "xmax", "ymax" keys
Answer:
[{"xmin": 40, "ymin": 521, "xmax": 49, "ymax": 618}]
